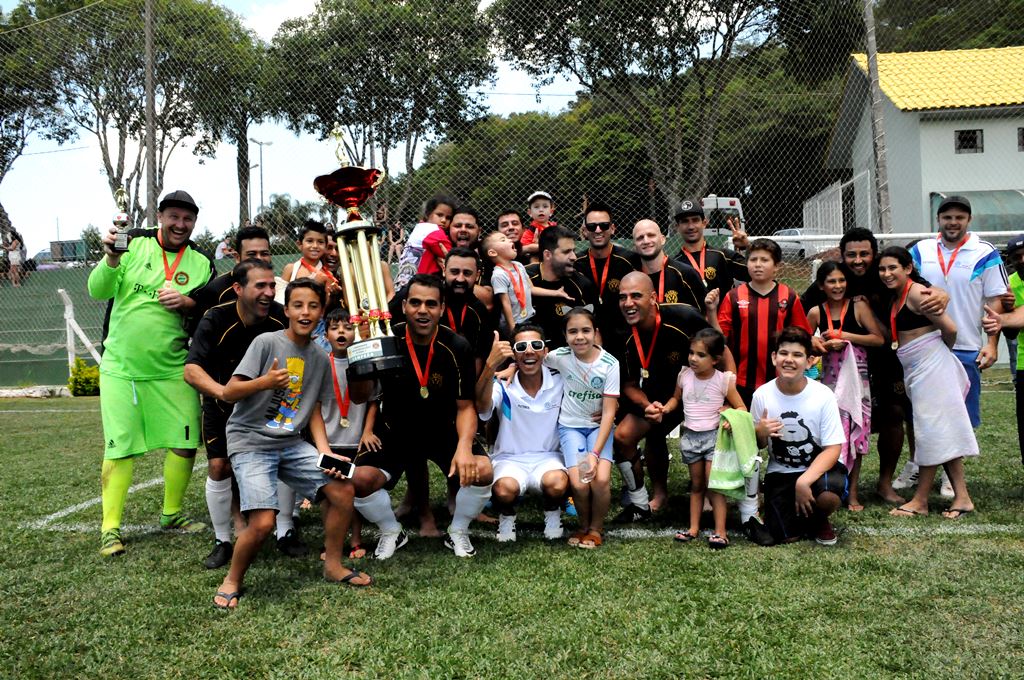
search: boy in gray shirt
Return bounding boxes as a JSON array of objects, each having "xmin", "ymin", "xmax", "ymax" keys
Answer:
[{"xmin": 213, "ymin": 280, "xmax": 372, "ymax": 610}]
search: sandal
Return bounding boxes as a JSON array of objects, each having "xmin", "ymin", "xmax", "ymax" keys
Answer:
[
  {"xmin": 674, "ymin": 530, "xmax": 698, "ymax": 543},
  {"xmin": 708, "ymin": 533, "xmax": 730, "ymax": 550},
  {"xmin": 567, "ymin": 530, "xmax": 588, "ymax": 547},
  {"xmin": 334, "ymin": 569, "xmax": 374, "ymax": 588},
  {"xmin": 346, "ymin": 544, "xmax": 367, "ymax": 559},
  {"xmin": 578, "ymin": 531, "xmax": 603, "ymax": 550},
  {"xmin": 213, "ymin": 589, "xmax": 241, "ymax": 610}
]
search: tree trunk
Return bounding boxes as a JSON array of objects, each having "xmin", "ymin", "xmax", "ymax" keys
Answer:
[
  {"xmin": 235, "ymin": 125, "xmax": 250, "ymax": 226},
  {"xmin": 0, "ymin": 198, "xmax": 12, "ymax": 236}
]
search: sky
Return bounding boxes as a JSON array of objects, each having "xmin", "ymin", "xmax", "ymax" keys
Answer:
[{"xmin": 0, "ymin": 0, "xmax": 578, "ymax": 255}]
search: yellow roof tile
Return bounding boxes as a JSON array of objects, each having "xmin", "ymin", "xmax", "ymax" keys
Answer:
[{"xmin": 852, "ymin": 46, "xmax": 1024, "ymax": 111}]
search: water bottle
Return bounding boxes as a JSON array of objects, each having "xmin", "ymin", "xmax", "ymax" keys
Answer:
[{"xmin": 577, "ymin": 446, "xmax": 596, "ymax": 484}]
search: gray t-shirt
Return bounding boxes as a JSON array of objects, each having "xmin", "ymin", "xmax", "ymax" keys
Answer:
[
  {"xmin": 491, "ymin": 261, "xmax": 534, "ymax": 323},
  {"xmin": 321, "ymin": 355, "xmax": 380, "ymax": 449},
  {"xmin": 226, "ymin": 331, "xmax": 333, "ymax": 453}
]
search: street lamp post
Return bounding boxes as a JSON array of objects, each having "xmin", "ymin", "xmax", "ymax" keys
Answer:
[
  {"xmin": 249, "ymin": 137, "xmax": 272, "ymax": 212},
  {"xmin": 248, "ymin": 163, "xmax": 259, "ymax": 222}
]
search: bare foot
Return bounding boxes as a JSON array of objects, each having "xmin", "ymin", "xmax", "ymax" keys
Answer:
[
  {"xmin": 418, "ymin": 515, "xmax": 443, "ymax": 538},
  {"xmin": 324, "ymin": 565, "xmax": 373, "ymax": 586},
  {"xmin": 475, "ymin": 512, "xmax": 498, "ymax": 525},
  {"xmin": 649, "ymin": 493, "xmax": 668, "ymax": 514},
  {"xmin": 394, "ymin": 502, "xmax": 413, "ymax": 522},
  {"xmin": 876, "ymin": 486, "xmax": 905, "ymax": 504},
  {"xmin": 847, "ymin": 500, "xmax": 864, "ymax": 512}
]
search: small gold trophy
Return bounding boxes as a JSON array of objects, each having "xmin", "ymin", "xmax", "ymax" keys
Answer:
[
  {"xmin": 314, "ymin": 130, "xmax": 404, "ymax": 379},
  {"xmin": 112, "ymin": 187, "xmax": 130, "ymax": 253}
]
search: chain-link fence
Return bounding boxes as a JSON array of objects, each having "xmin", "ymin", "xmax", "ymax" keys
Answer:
[{"xmin": 0, "ymin": 0, "xmax": 1021, "ymax": 385}]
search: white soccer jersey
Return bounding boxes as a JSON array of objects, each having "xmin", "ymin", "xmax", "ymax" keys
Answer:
[{"xmin": 543, "ymin": 346, "xmax": 620, "ymax": 429}]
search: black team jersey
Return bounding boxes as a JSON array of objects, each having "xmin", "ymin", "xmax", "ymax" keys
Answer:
[
  {"xmin": 389, "ymin": 288, "xmax": 494, "ymax": 364},
  {"xmin": 677, "ymin": 244, "xmax": 749, "ymax": 298},
  {"xmin": 524, "ymin": 264, "xmax": 598, "ymax": 350},
  {"xmin": 629, "ymin": 253, "xmax": 706, "ymax": 313},
  {"xmin": 577, "ymin": 244, "xmax": 636, "ymax": 358},
  {"xmin": 622, "ymin": 303, "xmax": 711, "ymax": 407}
]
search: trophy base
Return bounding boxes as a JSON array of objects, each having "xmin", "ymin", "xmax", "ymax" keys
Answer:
[{"xmin": 345, "ymin": 335, "xmax": 406, "ymax": 380}]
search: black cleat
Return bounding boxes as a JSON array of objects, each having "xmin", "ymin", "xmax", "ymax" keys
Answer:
[
  {"xmin": 276, "ymin": 529, "xmax": 308, "ymax": 558},
  {"xmin": 613, "ymin": 504, "xmax": 652, "ymax": 524},
  {"xmin": 742, "ymin": 517, "xmax": 775, "ymax": 546},
  {"xmin": 203, "ymin": 539, "xmax": 233, "ymax": 569}
]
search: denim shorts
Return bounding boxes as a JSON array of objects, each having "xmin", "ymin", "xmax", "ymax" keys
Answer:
[
  {"xmin": 231, "ymin": 440, "xmax": 329, "ymax": 513},
  {"xmin": 558, "ymin": 424, "xmax": 614, "ymax": 468},
  {"xmin": 680, "ymin": 427, "xmax": 717, "ymax": 465}
]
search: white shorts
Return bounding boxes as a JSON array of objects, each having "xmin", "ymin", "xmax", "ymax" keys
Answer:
[{"xmin": 492, "ymin": 454, "xmax": 566, "ymax": 495}]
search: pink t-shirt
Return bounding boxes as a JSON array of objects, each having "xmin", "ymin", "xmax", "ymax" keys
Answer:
[{"xmin": 677, "ymin": 368, "xmax": 734, "ymax": 432}]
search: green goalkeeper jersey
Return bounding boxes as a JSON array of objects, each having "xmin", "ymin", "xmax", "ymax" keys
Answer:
[{"xmin": 88, "ymin": 229, "xmax": 214, "ymax": 380}]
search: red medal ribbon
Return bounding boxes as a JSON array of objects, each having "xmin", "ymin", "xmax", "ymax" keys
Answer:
[
  {"xmin": 824, "ymin": 300, "xmax": 849, "ymax": 340},
  {"xmin": 588, "ymin": 250, "xmax": 611, "ymax": 303},
  {"xmin": 405, "ymin": 328, "xmax": 437, "ymax": 394},
  {"xmin": 630, "ymin": 308, "xmax": 661, "ymax": 378},
  {"xmin": 681, "ymin": 244, "xmax": 706, "ymax": 282},
  {"xmin": 301, "ymin": 257, "xmax": 338, "ymax": 285},
  {"xmin": 890, "ymin": 280, "xmax": 912, "ymax": 349},
  {"xmin": 329, "ymin": 356, "xmax": 350, "ymax": 419},
  {"xmin": 156, "ymin": 229, "xmax": 186, "ymax": 283},
  {"xmin": 936, "ymin": 234, "xmax": 969, "ymax": 281},
  {"xmin": 446, "ymin": 303, "xmax": 467, "ymax": 332},
  {"xmin": 654, "ymin": 254, "xmax": 668, "ymax": 303},
  {"xmin": 498, "ymin": 264, "xmax": 527, "ymax": 312}
]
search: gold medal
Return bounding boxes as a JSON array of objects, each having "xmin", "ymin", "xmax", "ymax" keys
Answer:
[
  {"xmin": 641, "ymin": 368, "xmax": 650, "ymax": 379},
  {"xmin": 340, "ymin": 417, "xmax": 350, "ymax": 428},
  {"xmin": 891, "ymin": 341, "xmax": 898, "ymax": 350},
  {"xmin": 163, "ymin": 280, "xmax": 175, "ymax": 289},
  {"xmin": 420, "ymin": 386, "xmax": 429, "ymax": 399},
  {"xmin": 520, "ymin": 309, "xmax": 528, "ymax": 318}
]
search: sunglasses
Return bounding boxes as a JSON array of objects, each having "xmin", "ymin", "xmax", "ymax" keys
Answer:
[
  {"xmin": 584, "ymin": 221, "xmax": 613, "ymax": 232},
  {"xmin": 513, "ymin": 339, "xmax": 546, "ymax": 352}
]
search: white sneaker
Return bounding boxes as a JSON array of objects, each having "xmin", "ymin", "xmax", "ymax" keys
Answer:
[
  {"xmin": 939, "ymin": 470, "xmax": 955, "ymax": 499},
  {"xmin": 445, "ymin": 529, "xmax": 476, "ymax": 557},
  {"xmin": 496, "ymin": 515, "xmax": 517, "ymax": 543},
  {"xmin": 543, "ymin": 511, "xmax": 563, "ymax": 540},
  {"xmin": 892, "ymin": 462, "xmax": 919, "ymax": 490},
  {"xmin": 373, "ymin": 529, "xmax": 408, "ymax": 560}
]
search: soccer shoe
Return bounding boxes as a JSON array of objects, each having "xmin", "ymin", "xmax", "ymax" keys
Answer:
[
  {"xmin": 938, "ymin": 470, "xmax": 955, "ymax": 499},
  {"xmin": 741, "ymin": 517, "xmax": 775, "ymax": 546},
  {"xmin": 815, "ymin": 519, "xmax": 838, "ymax": 546},
  {"xmin": 496, "ymin": 515, "xmax": 517, "ymax": 543},
  {"xmin": 543, "ymin": 514, "xmax": 563, "ymax": 540},
  {"xmin": 613, "ymin": 504, "xmax": 652, "ymax": 524},
  {"xmin": 99, "ymin": 528, "xmax": 126, "ymax": 557},
  {"xmin": 276, "ymin": 528, "xmax": 308, "ymax": 558},
  {"xmin": 444, "ymin": 530, "xmax": 476, "ymax": 558},
  {"xmin": 159, "ymin": 512, "xmax": 207, "ymax": 533},
  {"xmin": 203, "ymin": 540, "xmax": 233, "ymax": 569},
  {"xmin": 373, "ymin": 530, "xmax": 409, "ymax": 561},
  {"xmin": 892, "ymin": 462, "xmax": 919, "ymax": 490}
]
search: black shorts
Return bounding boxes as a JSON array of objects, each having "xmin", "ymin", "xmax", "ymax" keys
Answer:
[
  {"xmin": 868, "ymin": 351, "xmax": 912, "ymax": 431},
  {"xmin": 615, "ymin": 402, "xmax": 683, "ymax": 461},
  {"xmin": 763, "ymin": 462, "xmax": 848, "ymax": 542},
  {"xmin": 201, "ymin": 407, "xmax": 230, "ymax": 460},
  {"xmin": 352, "ymin": 431, "xmax": 483, "ymax": 490}
]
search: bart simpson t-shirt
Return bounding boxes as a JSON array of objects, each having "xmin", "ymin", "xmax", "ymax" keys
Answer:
[{"xmin": 226, "ymin": 330, "xmax": 332, "ymax": 453}]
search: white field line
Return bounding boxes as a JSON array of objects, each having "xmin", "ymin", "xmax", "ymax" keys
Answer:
[{"xmin": 22, "ymin": 462, "xmax": 207, "ymax": 530}]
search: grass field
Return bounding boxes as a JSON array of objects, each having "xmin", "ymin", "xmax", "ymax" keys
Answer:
[{"xmin": 2, "ymin": 387, "xmax": 1023, "ymax": 679}]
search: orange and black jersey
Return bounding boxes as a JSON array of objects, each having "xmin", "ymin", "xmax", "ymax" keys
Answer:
[
  {"xmin": 376, "ymin": 323, "xmax": 475, "ymax": 436},
  {"xmin": 629, "ymin": 253, "xmax": 706, "ymax": 314},
  {"xmin": 185, "ymin": 299, "xmax": 288, "ymax": 415},
  {"xmin": 191, "ymin": 271, "xmax": 237, "ymax": 320},
  {"xmin": 622, "ymin": 303, "xmax": 711, "ymax": 405},
  {"xmin": 677, "ymin": 245, "xmax": 749, "ymax": 297},
  {"xmin": 718, "ymin": 282, "xmax": 811, "ymax": 390},
  {"xmin": 576, "ymin": 245, "xmax": 636, "ymax": 357},
  {"xmin": 524, "ymin": 264, "xmax": 598, "ymax": 350}
]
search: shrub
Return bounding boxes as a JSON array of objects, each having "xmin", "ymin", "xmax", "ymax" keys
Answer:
[{"xmin": 68, "ymin": 358, "xmax": 100, "ymax": 396}]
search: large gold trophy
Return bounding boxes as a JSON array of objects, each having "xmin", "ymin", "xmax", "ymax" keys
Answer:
[{"xmin": 314, "ymin": 132, "xmax": 404, "ymax": 379}]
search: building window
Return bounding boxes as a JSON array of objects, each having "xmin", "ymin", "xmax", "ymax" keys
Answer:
[
  {"xmin": 1019, "ymin": 127, "xmax": 1024, "ymax": 152},
  {"xmin": 955, "ymin": 129, "xmax": 983, "ymax": 154}
]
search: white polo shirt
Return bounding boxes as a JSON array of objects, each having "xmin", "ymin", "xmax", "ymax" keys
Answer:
[
  {"xmin": 479, "ymin": 366, "xmax": 563, "ymax": 461},
  {"xmin": 911, "ymin": 233, "xmax": 1007, "ymax": 351}
]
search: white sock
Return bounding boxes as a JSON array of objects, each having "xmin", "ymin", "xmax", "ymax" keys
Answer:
[
  {"xmin": 627, "ymin": 486, "xmax": 650, "ymax": 509},
  {"xmin": 450, "ymin": 484, "xmax": 491, "ymax": 533},
  {"xmin": 617, "ymin": 460, "xmax": 640, "ymax": 490},
  {"xmin": 738, "ymin": 496, "xmax": 759, "ymax": 524},
  {"xmin": 205, "ymin": 476, "xmax": 233, "ymax": 543},
  {"xmin": 354, "ymin": 489, "xmax": 401, "ymax": 533},
  {"xmin": 543, "ymin": 509, "xmax": 561, "ymax": 529},
  {"xmin": 276, "ymin": 481, "xmax": 296, "ymax": 538}
]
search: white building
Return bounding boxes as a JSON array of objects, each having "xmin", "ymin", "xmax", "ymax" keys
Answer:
[{"xmin": 805, "ymin": 46, "xmax": 1024, "ymax": 235}]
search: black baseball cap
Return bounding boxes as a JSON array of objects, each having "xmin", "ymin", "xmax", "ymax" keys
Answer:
[
  {"xmin": 1006, "ymin": 234, "xmax": 1024, "ymax": 255},
  {"xmin": 158, "ymin": 190, "xmax": 199, "ymax": 215},
  {"xmin": 937, "ymin": 195, "xmax": 971, "ymax": 216},
  {"xmin": 674, "ymin": 199, "xmax": 704, "ymax": 219}
]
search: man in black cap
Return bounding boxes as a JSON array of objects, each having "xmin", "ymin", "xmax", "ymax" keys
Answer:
[
  {"xmin": 674, "ymin": 198, "xmax": 749, "ymax": 298},
  {"xmin": 89, "ymin": 189, "xmax": 216, "ymax": 557}
]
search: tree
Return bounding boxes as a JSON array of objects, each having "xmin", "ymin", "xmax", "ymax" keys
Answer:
[
  {"xmin": 24, "ymin": 0, "xmax": 256, "ymax": 227},
  {"xmin": 0, "ymin": 5, "xmax": 75, "ymax": 236},
  {"xmin": 875, "ymin": 0, "xmax": 1024, "ymax": 52},
  {"xmin": 253, "ymin": 193, "xmax": 328, "ymax": 248},
  {"xmin": 267, "ymin": 0, "xmax": 495, "ymax": 223},
  {"xmin": 80, "ymin": 224, "xmax": 103, "ymax": 264},
  {"xmin": 490, "ymin": 0, "xmax": 776, "ymax": 218}
]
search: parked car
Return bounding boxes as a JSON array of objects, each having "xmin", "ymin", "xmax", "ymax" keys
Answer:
[{"xmin": 770, "ymin": 228, "xmax": 824, "ymax": 261}]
